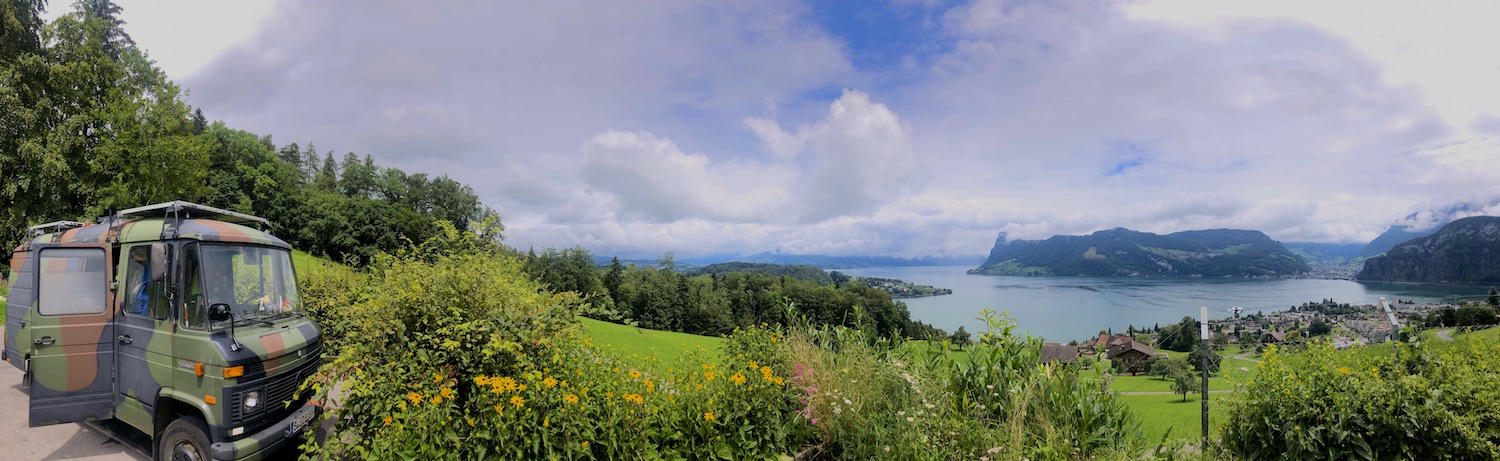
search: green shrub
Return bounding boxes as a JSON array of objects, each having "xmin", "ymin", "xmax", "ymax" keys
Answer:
[
  {"xmin": 1223, "ymin": 337, "xmax": 1500, "ymax": 459},
  {"xmin": 784, "ymin": 309, "xmax": 1141, "ymax": 460},
  {"xmin": 300, "ymin": 225, "xmax": 807, "ymax": 460},
  {"xmin": 297, "ymin": 261, "xmax": 365, "ymax": 354}
]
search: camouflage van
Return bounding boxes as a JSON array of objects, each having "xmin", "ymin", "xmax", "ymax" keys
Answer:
[{"xmin": 3, "ymin": 201, "xmax": 321, "ymax": 461}]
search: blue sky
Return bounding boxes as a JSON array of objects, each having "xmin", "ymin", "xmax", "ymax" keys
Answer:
[{"xmin": 56, "ymin": 0, "xmax": 1500, "ymax": 258}]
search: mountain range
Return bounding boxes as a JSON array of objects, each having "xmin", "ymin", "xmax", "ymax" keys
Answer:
[
  {"xmin": 970, "ymin": 228, "xmax": 1310, "ymax": 277},
  {"xmin": 1357, "ymin": 216, "xmax": 1500, "ymax": 284}
]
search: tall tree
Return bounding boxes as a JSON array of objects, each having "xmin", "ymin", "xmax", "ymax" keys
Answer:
[
  {"xmin": 0, "ymin": 0, "xmax": 47, "ymax": 62},
  {"xmin": 73, "ymin": 0, "xmax": 132, "ymax": 57},
  {"xmin": 316, "ymin": 153, "xmax": 338, "ymax": 191}
]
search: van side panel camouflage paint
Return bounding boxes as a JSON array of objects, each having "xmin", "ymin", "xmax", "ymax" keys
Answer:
[
  {"xmin": 28, "ymin": 243, "xmax": 117, "ymax": 426},
  {"xmin": 4, "ymin": 248, "xmax": 35, "ymax": 371}
]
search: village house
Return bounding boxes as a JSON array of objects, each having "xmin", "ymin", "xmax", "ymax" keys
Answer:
[
  {"xmin": 1041, "ymin": 343, "xmax": 1082, "ymax": 365},
  {"xmin": 1092, "ymin": 334, "xmax": 1157, "ymax": 375}
]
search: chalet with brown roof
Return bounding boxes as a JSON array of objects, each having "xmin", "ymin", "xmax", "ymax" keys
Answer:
[
  {"xmin": 1040, "ymin": 343, "xmax": 1082, "ymax": 365},
  {"xmin": 1104, "ymin": 339, "xmax": 1156, "ymax": 375}
]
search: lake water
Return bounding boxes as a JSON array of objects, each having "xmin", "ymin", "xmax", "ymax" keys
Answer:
[{"xmin": 838, "ymin": 266, "xmax": 1487, "ymax": 342}]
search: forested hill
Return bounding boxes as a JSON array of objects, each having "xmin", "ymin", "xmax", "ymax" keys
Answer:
[
  {"xmin": 0, "ymin": 3, "xmax": 486, "ymax": 268},
  {"xmin": 970, "ymin": 228, "xmax": 1310, "ymax": 277},
  {"xmin": 1357, "ymin": 216, "xmax": 1500, "ymax": 284},
  {"xmin": 689, "ymin": 262, "xmax": 834, "ymax": 285},
  {"xmin": 525, "ymin": 251, "xmax": 946, "ymax": 340}
]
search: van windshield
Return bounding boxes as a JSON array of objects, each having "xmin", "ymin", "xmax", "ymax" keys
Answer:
[{"xmin": 196, "ymin": 245, "xmax": 301, "ymax": 328}]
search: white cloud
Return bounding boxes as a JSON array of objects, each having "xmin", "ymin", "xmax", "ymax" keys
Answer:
[
  {"xmin": 578, "ymin": 90, "xmax": 921, "ymax": 225},
  {"xmin": 580, "ymin": 130, "xmax": 794, "ymax": 223},
  {"xmin": 135, "ymin": 0, "xmax": 1499, "ymax": 258}
]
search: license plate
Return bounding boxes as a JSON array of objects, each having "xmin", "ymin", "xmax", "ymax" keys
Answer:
[{"xmin": 286, "ymin": 407, "xmax": 315, "ymax": 437}]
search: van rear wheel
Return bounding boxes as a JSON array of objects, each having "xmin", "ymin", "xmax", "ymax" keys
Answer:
[{"xmin": 158, "ymin": 416, "xmax": 211, "ymax": 461}]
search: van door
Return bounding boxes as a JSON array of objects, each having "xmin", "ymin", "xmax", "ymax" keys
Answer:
[
  {"xmin": 4, "ymin": 248, "xmax": 35, "ymax": 372},
  {"xmin": 116, "ymin": 245, "xmax": 169, "ymax": 410},
  {"xmin": 28, "ymin": 244, "xmax": 117, "ymax": 426}
]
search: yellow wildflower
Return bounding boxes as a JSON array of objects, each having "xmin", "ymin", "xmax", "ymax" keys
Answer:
[
  {"xmin": 433, "ymin": 373, "xmax": 443, "ymax": 383},
  {"xmin": 493, "ymin": 404, "xmax": 504, "ymax": 414},
  {"xmin": 383, "ymin": 415, "xmax": 392, "ymax": 426},
  {"xmin": 644, "ymin": 380, "xmax": 656, "ymax": 393},
  {"xmin": 440, "ymin": 387, "xmax": 454, "ymax": 399},
  {"xmin": 731, "ymin": 373, "xmax": 746, "ymax": 385},
  {"xmin": 564, "ymin": 393, "xmax": 580, "ymax": 404},
  {"xmin": 748, "ymin": 360, "xmax": 758, "ymax": 369},
  {"xmin": 475, "ymin": 375, "xmax": 490, "ymax": 386},
  {"xmin": 432, "ymin": 395, "xmax": 444, "ymax": 405},
  {"xmin": 518, "ymin": 384, "xmax": 528, "ymax": 392},
  {"xmin": 705, "ymin": 371, "xmax": 716, "ymax": 381},
  {"xmin": 704, "ymin": 411, "xmax": 715, "ymax": 421},
  {"xmin": 406, "ymin": 392, "xmax": 423, "ymax": 405},
  {"xmin": 629, "ymin": 370, "xmax": 643, "ymax": 379},
  {"xmin": 511, "ymin": 395, "xmax": 526, "ymax": 408},
  {"xmin": 582, "ymin": 441, "xmax": 590, "ymax": 449},
  {"xmin": 1338, "ymin": 367, "xmax": 1351, "ymax": 375},
  {"xmin": 543, "ymin": 377, "xmax": 558, "ymax": 388}
]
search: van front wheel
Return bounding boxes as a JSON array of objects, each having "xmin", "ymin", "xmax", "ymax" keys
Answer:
[{"xmin": 158, "ymin": 416, "xmax": 211, "ymax": 461}]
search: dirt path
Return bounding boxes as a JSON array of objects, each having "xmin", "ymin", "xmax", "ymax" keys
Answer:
[
  {"xmin": 1231, "ymin": 351, "xmax": 1261, "ymax": 363},
  {"xmin": 1436, "ymin": 329, "xmax": 1455, "ymax": 341}
]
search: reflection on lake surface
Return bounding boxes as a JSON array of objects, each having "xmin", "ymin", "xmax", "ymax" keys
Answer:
[{"xmin": 838, "ymin": 266, "xmax": 1487, "ymax": 342}]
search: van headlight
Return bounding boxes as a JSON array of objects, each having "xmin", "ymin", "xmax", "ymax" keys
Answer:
[{"xmin": 244, "ymin": 391, "xmax": 261, "ymax": 411}]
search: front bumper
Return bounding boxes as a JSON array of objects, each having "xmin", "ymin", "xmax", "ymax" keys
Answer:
[{"xmin": 211, "ymin": 402, "xmax": 319, "ymax": 461}]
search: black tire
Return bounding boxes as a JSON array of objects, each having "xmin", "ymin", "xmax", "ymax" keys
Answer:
[{"xmin": 158, "ymin": 415, "xmax": 211, "ymax": 461}]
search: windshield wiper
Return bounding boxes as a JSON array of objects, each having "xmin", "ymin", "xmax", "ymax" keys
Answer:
[{"xmin": 236, "ymin": 317, "xmax": 274, "ymax": 327}]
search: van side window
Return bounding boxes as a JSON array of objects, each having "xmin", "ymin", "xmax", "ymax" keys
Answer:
[
  {"xmin": 181, "ymin": 243, "xmax": 206, "ymax": 329},
  {"xmin": 38, "ymin": 248, "xmax": 108, "ymax": 316},
  {"xmin": 123, "ymin": 247, "xmax": 167, "ymax": 320}
]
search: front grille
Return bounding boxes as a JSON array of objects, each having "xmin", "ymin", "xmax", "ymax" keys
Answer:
[{"xmin": 227, "ymin": 355, "xmax": 320, "ymax": 434}]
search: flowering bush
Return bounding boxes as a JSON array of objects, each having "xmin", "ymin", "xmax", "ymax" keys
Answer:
[
  {"xmin": 299, "ymin": 226, "xmax": 806, "ymax": 459},
  {"xmin": 1223, "ymin": 336, "xmax": 1500, "ymax": 459},
  {"xmin": 299, "ymin": 226, "xmax": 1144, "ymax": 460}
]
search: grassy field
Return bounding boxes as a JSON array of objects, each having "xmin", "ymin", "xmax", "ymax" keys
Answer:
[
  {"xmin": 1469, "ymin": 325, "xmax": 1500, "ymax": 341},
  {"xmin": 292, "ymin": 249, "xmax": 339, "ymax": 276},
  {"xmin": 1121, "ymin": 393, "xmax": 1228, "ymax": 446},
  {"xmin": 579, "ymin": 317, "xmax": 725, "ymax": 370}
]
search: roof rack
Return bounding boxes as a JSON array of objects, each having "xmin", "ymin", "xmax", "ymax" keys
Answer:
[
  {"xmin": 118, "ymin": 201, "xmax": 270, "ymax": 228},
  {"xmin": 27, "ymin": 221, "xmax": 87, "ymax": 237},
  {"xmin": 118, "ymin": 201, "xmax": 274, "ymax": 240}
]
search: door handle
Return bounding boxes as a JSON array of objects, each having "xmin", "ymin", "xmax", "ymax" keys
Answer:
[
  {"xmin": 118, "ymin": 335, "xmax": 133, "ymax": 345},
  {"xmin": 34, "ymin": 336, "xmax": 54, "ymax": 346}
]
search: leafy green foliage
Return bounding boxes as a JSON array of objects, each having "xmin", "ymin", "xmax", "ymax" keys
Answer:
[
  {"xmin": 1186, "ymin": 344, "xmax": 1221, "ymax": 374},
  {"xmin": 1223, "ymin": 338, "xmax": 1500, "ymax": 459},
  {"xmin": 1, "ymin": 2, "xmax": 209, "ymax": 253},
  {"xmin": 521, "ymin": 249, "xmax": 945, "ymax": 341},
  {"xmin": 301, "ymin": 228, "xmax": 809, "ymax": 459},
  {"xmin": 0, "ymin": 2, "xmax": 485, "ymax": 271},
  {"xmin": 689, "ymin": 262, "xmax": 834, "ymax": 285},
  {"xmin": 1155, "ymin": 316, "xmax": 1199, "ymax": 352},
  {"xmin": 790, "ymin": 309, "xmax": 1141, "ymax": 459},
  {"xmin": 1169, "ymin": 367, "xmax": 1195, "ymax": 402}
]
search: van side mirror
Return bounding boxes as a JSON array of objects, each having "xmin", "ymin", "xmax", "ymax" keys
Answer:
[
  {"xmin": 150, "ymin": 243, "xmax": 169, "ymax": 282},
  {"xmin": 208, "ymin": 303, "xmax": 233, "ymax": 322}
]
